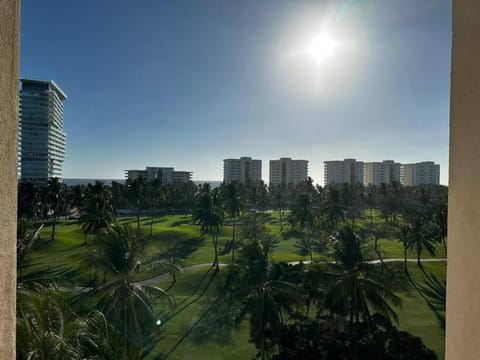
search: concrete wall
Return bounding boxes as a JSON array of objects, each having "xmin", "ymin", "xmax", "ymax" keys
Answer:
[
  {"xmin": 0, "ymin": 0, "xmax": 20, "ymax": 358},
  {"xmin": 446, "ymin": 1, "xmax": 480, "ymax": 359}
]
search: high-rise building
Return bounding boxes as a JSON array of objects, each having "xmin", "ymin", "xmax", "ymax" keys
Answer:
[
  {"xmin": 324, "ymin": 158, "xmax": 364, "ymax": 185},
  {"xmin": 364, "ymin": 160, "xmax": 401, "ymax": 186},
  {"xmin": 18, "ymin": 79, "xmax": 67, "ymax": 185},
  {"xmin": 401, "ymin": 161, "xmax": 440, "ymax": 186},
  {"xmin": 223, "ymin": 157, "xmax": 262, "ymax": 184},
  {"xmin": 125, "ymin": 166, "xmax": 192, "ymax": 184},
  {"xmin": 269, "ymin": 157, "xmax": 308, "ymax": 186}
]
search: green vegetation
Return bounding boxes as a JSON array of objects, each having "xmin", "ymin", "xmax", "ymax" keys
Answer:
[{"xmin": 17, "ymin": 179, "xmax": 447, "ymax": 359}]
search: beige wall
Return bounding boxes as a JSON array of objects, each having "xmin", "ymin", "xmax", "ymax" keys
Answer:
[
  {"xmin": 446, "ymin": 1, "xmax": 480, "ymax": 359},
  {"xmin": 0, "ymin": 0, "xmax": 20, "ymax": 358}
]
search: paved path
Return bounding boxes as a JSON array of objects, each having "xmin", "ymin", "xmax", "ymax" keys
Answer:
[
  {"xmin": 134, "ymin": 258, "xmax": 447, "ymax": 286},
  {"xmin": 68, "ymin": 258, "xmax": 447, "ymax": 292}
]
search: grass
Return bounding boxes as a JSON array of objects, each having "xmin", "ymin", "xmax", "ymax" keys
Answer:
[
  {"xmin": 397, "ymin": 262, "xmax": 446, "ymax": 358},
  {"xmin": 28, "ymin": 211, "xmax": 446, "ymax": 358},
  {"xmin": 149, "ymin": 266, "xmax": 256, "ymax": 360},
  {"xmin": 150, "ymin": 262, "xmax": 446, "ymax": 359}
]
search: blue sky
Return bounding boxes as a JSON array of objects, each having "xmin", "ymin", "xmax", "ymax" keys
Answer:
[{"xmin": 21, "ymin": 0, "xmax": 451, "ymax": 184}]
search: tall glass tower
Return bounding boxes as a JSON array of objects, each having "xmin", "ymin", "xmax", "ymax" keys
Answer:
[{"xmin": 19, "ymin": 79, "xmax": 67, "ymax": 184}]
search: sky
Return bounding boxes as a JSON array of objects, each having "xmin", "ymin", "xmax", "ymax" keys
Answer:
[{"xmin": 20, "ymin": 0, "xmax": 452, "ymax": 184}]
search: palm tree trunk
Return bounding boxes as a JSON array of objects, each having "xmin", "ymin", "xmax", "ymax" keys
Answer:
[
  {"xmin": 150, "ymin": 214, "xmax": 154, "ymax": 237},
  {"xmin": 137, "ymin": 213, "xmax": 141, "ymax": 235},
  {"xmin": 279, "ymin": 208, "xmax": 284, "ymax": 231},
  {"xmin": 212, "ymin": 234, "xmax": 219, "ymax": 271},
  {"xmin": 51, "ymin": 214, "xmax": 56, "ymax": 241},
  {"xmin": 307, "ymin": 227, "xmax": 313, "ymax": 262},
  {"xmin": 374, "ymin": 236, "xmax": 386, "ymax": 269},
  {"xmin": 403, "ymin": 243, "xmax": 409, "ymax": 275},
  {"xmin": 417, "ymin": 250, "xmax": 427, "ymax": 275},
  {"xmin": 231, "ymin": 215, "xmax": 236, "ymax": 262}
]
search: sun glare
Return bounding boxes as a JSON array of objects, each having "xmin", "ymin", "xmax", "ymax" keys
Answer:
[{"xmin": 308, "ymin": 33, "xmax": 336, "ymax": 63}]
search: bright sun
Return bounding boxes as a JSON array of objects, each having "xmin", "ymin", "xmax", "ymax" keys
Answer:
[{"xmin": 308, "ymin": 33, "xmax": 336, "ymax": 63}]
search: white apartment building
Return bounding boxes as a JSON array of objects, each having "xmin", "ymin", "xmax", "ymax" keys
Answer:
[
  {"xmin": 401, "ymin": 161, "xmax": 440, "ymax": 186},
  {"xmin": 324, "ymin": 158, "xmax": 364, "ymax": 185},
  {"xmin": 172, "ymin": 171, "xmax": 192, "ymax": 184},
  {"xmin": 269, "ymin": 157, "xmax": 308, "ymax": 186},
  {"xmin": 125, "ymin": 166, "xmax": 193, "ymax": 184},
  {"xmin": 364, "ymin": 160, "xmax": 401, "ymax": 186},
  {"xmin": 223, "ymin": 157, "xmax": 262, "ymax": 184}
]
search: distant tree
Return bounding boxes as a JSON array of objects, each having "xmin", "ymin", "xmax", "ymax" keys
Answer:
[
  {"xmin": 222, "ymin": 183, "xmax": 243, "ymax": 262},
  {"xmin": 270, "ymin": 184, "xmax": 287, "ymax": 232},
  {"xmin": 404, "ymin": 210, "xmax": 437, "ymax": 274},
  {"xmin": 432, "ymin": 203, "xmax": 448, "ymax": 255},
  {"xmin": 321, "ymin": 186, "xmax": 345, "ymax": 231},
  {"xmin": 46, "ymin": 177, "xmax": 64, "ymax": 241},
  {"xmin": 291, "ymin": 194, "xmax": 318, "ymax": 261},
  {"xmin": 126, "ymin": 177, "xmax": 148, "ymax": 234},
  {"xmin": 147, "ymin": 178, "xmax": 164, "ymax": 236},
  {"xmin": 193, "ymin": 191, "xmax": 224, "ymax": 271},
  {"xmin": 79, "ymin": 181, "xmax": 115, "ymax": 284},
  {"xmin": 365, "ymin": 184, "xmax": 377, "ymax": 223},
  {"xmin": 18, "ymin": 181, "xmax": 41, "ymax": 220},
  {"xmin": 80, "ymin": 181, "xmax": 115, "ymax": 242}
]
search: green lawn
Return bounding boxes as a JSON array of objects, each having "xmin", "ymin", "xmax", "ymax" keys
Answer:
[
  {"xmin": 150, "ymin": 262, "xmax": 446, "ymax": 359},
  {"xmin": 149, "ymin": 266, "xmax": 256, "ymax": 360},
  {"xmin": 28, "ymin": 212, "xmax": 446, "ymax": 358}
]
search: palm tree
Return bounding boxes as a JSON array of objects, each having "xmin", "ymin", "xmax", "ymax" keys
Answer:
[
  {"xmin": 67, "ymin": 184, "xmax": 86, "ymax": 215},
  {"xmin": 126, "ymin": 177, "xmax": 148, "ymax": 234},
  {"xmin": 91, "ymin": 224, "xmax": 172, "ymax": 357},
  {"xmin": 17, "ymin": 289, "xmax": 124, "ymax": 360},
  {"xmin": 404, "ymin": 211, "xmax": 437, "ymax": 273},
  {"xmin": 291, "ymin": 194, "xmax": 318, "ymax": 261},
  {"xmin": 223, "ymin": 183, "xmax": 243, "ymax": 262},
  {"xmin": 17, "ymin": 290, "xmax": 84, "ymax": 360},
  {"xmin": 80, "ymin": 181, "xmax": 115, "ymax": 238},
  {"xmin": 193, "ymin": 191, "xmax": 223, "ymax": 271},
  {"xmin": 148, "ymin": 178, "xmax": 164, "ymax": 236},
  {"xmin": 321, "ymin": 186, "xmax": 345, "ymax": 231},
  {"xmin": 325, "ymin": 225, "xmax": 401, "ymax": 324},
  {"xmin": 18, "ymin": 181, "xmax": 41, "ymax": 220},
  {"xmin": 432, "ymin": 203, "xmax": 448, "ymax": 255},
  {"xmin": 365, "ymin": 184, "xmax": 377, "ymax": 224},
  {"xmin": 399, "ymin": 224, "xmax": 411, "ymax": 277},
  {"xmin": 226, "ymin": 239, "xmax": 296, "ymax": 360},
  {"xmin": 46, "ymin": 177, "xmax": 64, "ymax": 241},
  {"xmin": 79, "ymin": 181, "xmax": 115, "ymax": 285},
  {"xmin": 270, "ymin": 184, "xmax": 286, "ymax": 232},
  {"xmin": 16, "ymin": 220, "xmax": 44, "ymax": 283}
]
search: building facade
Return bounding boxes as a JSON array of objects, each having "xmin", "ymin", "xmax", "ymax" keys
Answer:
[
  {"xmin": 223, "ymin": 157, "xmax": 262, "ymax": 184},
  {"xmin": 269, "ymin": 157, "xmax": 308, "ymax": 186},
  {"xmin": 401, "ymin": 161, "xmax": 440, "ymax": 186},
  {"xmin": 18, "ymin": 79, "xmax": 67, "ymax": 184},
  {"xmin": 324, "ymin": 158, "xmax": 364, "ymax": 185},
  {"xmin": 125, "ymin": 166, "xmax": 192, "ymax": 184},
  {"xmin": 364, "ymin": 160, "xmax": 401, "ymax": 186}
]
